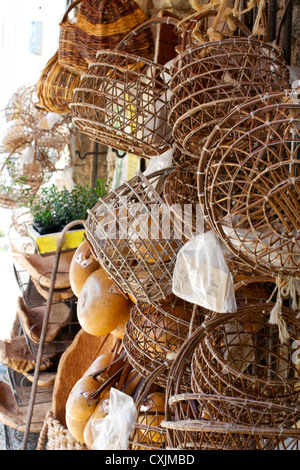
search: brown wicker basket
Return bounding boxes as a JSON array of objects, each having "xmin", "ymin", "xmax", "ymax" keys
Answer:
[
  {"xmin": 128, "ymin": 363, "xmax": 169, "ymax": 450},
  {"xmin": 84, "ymin": 168, "xmax": 184, "ymax": 303},
  {"xmin": 123, "ymin": 295, "xmax": 208, "ymax": 387},
  {"xmin": 58, "ymin": 0, "xmax": 89, "ymax": 75},
  {"xmin": 168, "ymin": 11, "xmax": 289, "ymax": 157},
  {"xmin": 70, "ymin": 17, "xmax": 182, "ymax": 158},
  {"xmin": 73, "ymin": 0, "xmax": 153, "ymax": 64},
  {"xmin": 37, "ymin": 51, "xmax": 81, "ymax": 114},
  {"xmin": 197, "ymin": 90, "xmax": 300, "ymax": 278}
]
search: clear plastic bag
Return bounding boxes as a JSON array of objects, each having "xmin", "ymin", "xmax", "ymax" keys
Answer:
[
  {"xmin": 172, "ymin": 231, "xmax": 237, "ymax": 313},
  {"xmin": 91, "ymin": 388, "xmax": 137, "ymax": 450}
]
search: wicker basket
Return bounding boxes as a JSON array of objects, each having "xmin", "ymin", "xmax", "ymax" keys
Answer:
[
  {"xmin": 123, "ymin": 295, "xmax": 208, "ymax": 387},
  {"xmin": 73, "ymin": 0, "xmax": 153, "ymax": 64},
  {"xmin": 84, "ymin": 168, "xmax": 184, "ymax": 303},
  {"xmin": 197, "ymin": 90, "xmax": 300, "ymax": 278},
  {"xmin": 70, "ymin": 17, "xmax": 181, "ymax": 158},
  {"xmin": 128, "ymin": 363, "xmax": 169, "ymax": 450},
  {"xmin": 37, "ymin": 410, "xmax": 88, "ymax": 450},
  {"xmin": 37, "ymin": 51, "xmax": 81, "ymax": 114},
  {"xmin": 168, "ymin": 11, "xmax": 289, "ymax": 157},
  {"xmin": 58, "ymin": 0, "xmax": 89, "ymax": 75}
]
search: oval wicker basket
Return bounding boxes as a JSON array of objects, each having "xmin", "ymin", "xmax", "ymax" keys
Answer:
[
  {"xmin": 70, "ymin": 17, "xmax": 182, "ymax": 158},
  {"xmin": 73, "ymin": 0, "xmax": 153, "ymax": 64},
  {"xmin": 168, "ymin": 11, "xmax": 289, "ymax": 157},
  {"xmin": 84, "ymin": 168, "xmax": 184, "ymax": 303},
  {"xmin": 197, "ymin": 90, "xmax": 300, "ymax": 278}
]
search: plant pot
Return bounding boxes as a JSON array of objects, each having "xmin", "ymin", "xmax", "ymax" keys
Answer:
[{"xmin": 33, "ymin": 221, "xmax": 62, "ymax": 235}]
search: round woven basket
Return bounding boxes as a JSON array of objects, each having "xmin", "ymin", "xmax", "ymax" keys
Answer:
[
  {"xmin": 84, "ymin": 168, "xmax": 184, "ymax": 303},
  {"xmin": 123, "ymin": 295, "xmax": 208, "ymax": 387},
  {"xmin": 73, "ymin": 0, "xmax": 153, "ymax": 64},
  {"xmin": 37, "ymin": 51, "xmax": 81, "ymax": 114},
  {"xmin": 197, "ymin": 90, "xmax": 300, "ymax": 278},
  {"xmin": 58, "ymin": 0, "xmax": 89, "ymax": 75},
  {"xmin": 168, "ymin": 11, "xmax": 289, "ymax": 157},
  {"xmin": 70, "ymin": 17, "xmax": 181, "ymax": 158}
]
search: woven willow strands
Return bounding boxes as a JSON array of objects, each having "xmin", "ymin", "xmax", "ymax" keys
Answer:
[
  {"xmin": 197, "ymin": 90, "xmax": 300, "ymax": 278},
  {"xmin": 123, "ymin": 296, "xmax": 208, "ymax": 387},
  {"xmin": 168, "ymin": 11, "xmax": 289, "ymax": 157},
  {"xmin": 84, "ymin": 168, "xmax": 184, "ymax": 303},
  {"xmin": 58, "ymin": 0, "xmax": 89, "ymax": 75},
  {"xmin": 73, "ymin": 0, "xmax": 153, "ymax": 64},
  {"xmin": 37, "ymin": 51, "xmax": 81, "ymax": 114},
  {"xmin": 70, "ymin": 17, "xmax": 181, "ymax": 158}
]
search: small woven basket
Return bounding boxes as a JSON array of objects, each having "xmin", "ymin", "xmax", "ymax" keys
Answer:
[
  {"xmin": 197, "ymin": 90, "xmax": 300, "ymax": 278},
  {"xmin": 123, "ymin": 296, "xmax": 208, "ymax": 387},
  {"xmin": 37, "ymin": 410, "xmax": 88, "ymax": 450},
  {"xmin": 168, "ymin": 11, "xmax": 289, "ymax": 157},
  {"xmin": 73, "ymin": 0, "xmax": 153, "ymax": 64},
  {"xmin": 70, "ymin": 17, "xmax": 181, "ymax": 158},
  {"xmin": 84, "ymin": 168, "xmax": 184, "ymax": 303},
  {"xmin": 37, "ymin": 51, "xmax": 81, "ymax": 114},
  {"xmin": 58, "ymin": 0, "xmax": 89, "ymax": 75}
]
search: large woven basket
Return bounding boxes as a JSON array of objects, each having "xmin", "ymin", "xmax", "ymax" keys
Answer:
[
  {"xmin": 84, "ymin": 168, "xmax": 184, "ymax": 303},
  {"xmin": 73, "ymin": 0, "xmax": 153, "ymax": 64},
  {"xmin": 70, "ymin": 17, "xmax": 181, "ymax": 158},
  {"xmin": 197, "ymin": 90, "xmax": 300, "ymax": 278},
  {"xmin": 123, "ymin": 295, "xmax": 208, "ymax": 387},
  {"xmin": 37, "ymin": 51, "xmax": 81, "ymax": 114},
  {"xmin": 168, "ymin": 11, "xmax": 289, "ymax": 157}
]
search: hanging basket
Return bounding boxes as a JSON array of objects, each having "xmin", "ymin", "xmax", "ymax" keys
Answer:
[
  {"xmin": 70, "ymin": 16, "xmax": 182, "ymax": 158},
  {"xmin": 197, "ymin": 90, "xmax": 300, "ymax": 278},
  {"xmin": 73, "ymin": 0, "xmax": 153, "ymax": 64},
  {"xmin": 168, "ymin": 11, "xmax": 289, "ymax": 157},
  {"xmin": 84, "ymin": 168, "xmax": 184, "ymax": 303},
  {"xmin": 37, "ymin": 51, "xmax": 81, "ymax": 114},
  {"xmin": 123, "ymin": 295, "xmax": 208, "ymax": 387},
  {"xmin": 58, "ymin": 0, "xmax": 89, "ymax": 75}
]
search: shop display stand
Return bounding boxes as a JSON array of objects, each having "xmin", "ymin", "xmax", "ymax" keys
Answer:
[{"xmin": 20, "ymin": 219, "xmax": 85, "ymax": 450}]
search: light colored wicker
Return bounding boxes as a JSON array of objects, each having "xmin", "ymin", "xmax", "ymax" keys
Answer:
[
  {"xmin": 168, "ymin": 11, "xmax": 289, "ymax": 157},
  {"xmin": 70, "ymin": 17, "xmax": 181, "ymax": 158},
  {"xmin": 37, "ymin": 410, "xmax": 88, "ymax": 450},
  {"xmin": 73, "ymin": 0, "xmax": 153, "ymax": 64},
  {"xmin": 197, "ymin": 90, "xmax": 300, "ymax": 278},
  {"xmin": 123, "ymin": 295, "xmax": 208, "ymax": 387},
  {"xmin": 84, "ymin": 168, "xmax": 184, "ymax": 303}
]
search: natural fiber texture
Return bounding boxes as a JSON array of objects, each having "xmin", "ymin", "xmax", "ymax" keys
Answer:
[
  {"xmin": 168, "ymin": 12, "xmax": 289, "ymax": 156},
  {"xmin": 37, "ymin": 51, "xmax": 81, "ymax": 114},
  {"xmin": 123, "ymin": 296, "xmax": 207, "ymax": 386},
  {"xmin": 197, "ymin": 91, "xmax": 300, "ymax": 278},
  {"xmin": 84, "ymin": 169, "xmax": 184, "ymax": 303},
  {"xmin": 70, "ymin": 17, "xmax": 181, "ymax": 158},
  {"xmin": 58, "ymin": 0, "xmax": 89, "ymax": 75},
  {"xmin": 37, "ymin": 410, "xmax": 88, "ymax": 450},
  {"xmin": 128, "ymin": 363, "xmax": 169, "ymax": 450},
  {"xmin": 73, "ymin": 0, "xmax": 153, "ymax": 63}
]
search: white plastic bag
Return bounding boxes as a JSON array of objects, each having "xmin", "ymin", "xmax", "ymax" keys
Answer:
[
  {"xmin": 91, "ymin": 388, "xmax": 138, "ymax": 450},
  {"xmin": 172, "ymin": 231, "xmax": 237, "ymax": 313}
]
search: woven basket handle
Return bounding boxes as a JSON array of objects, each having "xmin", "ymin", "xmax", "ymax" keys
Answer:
[
  {"xmin": 115, "ymin": 16, "xmax": 183, "ymax": 53},
  {"xmin": 60, "ymin": 0, "xmax": 82, "ymax": 24},
  {"xmin": 180, "ymin": 9, "xmax": 252, "ymax": 51}
]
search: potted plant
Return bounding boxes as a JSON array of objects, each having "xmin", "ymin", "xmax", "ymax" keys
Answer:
[{"xmin": 21, "ymin": 179, "xmax": 109, "ymax": 235}]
